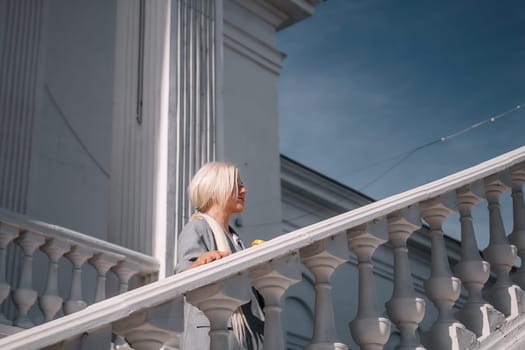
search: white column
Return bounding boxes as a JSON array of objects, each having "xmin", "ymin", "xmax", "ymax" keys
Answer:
[
  {"xmin": 385, "ymin": 207, "xmax": 425, "ymax": 350},
  {"xmin": 170, "ymin": 0, "xmax": 218, "ymax": 270},
  {"xmin": 453, "ymin": 182, "xmax": 504, "ymax": 337},
  {"xmin": 509, "ymin": 163, "xmax": 525, "ymax": 289},
  {"xmin": 109, "ymin": 0, "xmax": 217, "ymax": 278},
  {"xmin": 301, "ymin": 233, "xmax": 348, "ymax": 350},
  {"xmin": 13, "ymin": 232, "xmax": 45, "ymax": 328},
  {"xmin": 64, "ymin": 246, "xmax": 92, "ymax": 315},
  {"xmin": 0, "ymin": 0, "xmax": 47, "ymax": 213},
  {"xmin": 420, "ymin": 195, "xmax": 476, "ymax": 350},
  {"xmin": 348, "ymin": 219, "xmax": 391, "ymax": 350},
  {"xmin": 483, "ymin": 174, "xmax": 523, "ymax": 318},
  {"xmin": 250, "ymin": 254, "xmax": 302, "ymax": 350},
  {"xmin": 0, "ymin": 0, "xmax": 47, "ymax": 325},
  {"xmin": 186, "ymin": 275, "xmax": 251, "ymax": 350},
  {"xmin": 39, "ymin": 239, "xmax": 70, "ymax": 322},
  {"xmin": 109, "ymin": 0, "xmax": 171, "ymax": 276}
]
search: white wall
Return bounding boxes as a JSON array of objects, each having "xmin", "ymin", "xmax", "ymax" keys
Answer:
[
  {"xmin": 221, "ymin": 0, "xmax": 286, "ymax": 244},
  {"xmin": 27, "ymin": 0, "xmax": 116, "ymax": 240}
]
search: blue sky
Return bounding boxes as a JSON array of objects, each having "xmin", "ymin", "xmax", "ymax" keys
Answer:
[
  {"xmin": 277, "ymin": 0, "xmax": 525, "ymax": 247},
  {"xmin": 277, "ymin": 0, "xmax": 525, "ymax": 200}
]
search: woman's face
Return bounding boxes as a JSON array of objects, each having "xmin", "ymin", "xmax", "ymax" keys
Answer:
[{"xmin": 225, "ymin": 176, "xmax": 246, "ymax": 214}]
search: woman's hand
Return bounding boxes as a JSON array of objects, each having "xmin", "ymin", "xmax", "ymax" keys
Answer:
[{"xmin": 189, "ymin": 250, "xmax": 230, "ymax": 269}]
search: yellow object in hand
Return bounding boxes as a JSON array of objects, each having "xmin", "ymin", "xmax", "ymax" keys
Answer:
[{"xmin": 251, "ymin": 239, "xmax": 266, "ymax": 246}]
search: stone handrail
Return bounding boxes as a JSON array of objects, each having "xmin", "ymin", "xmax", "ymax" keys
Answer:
[
  {"xmin": 1, "ymin": 145, "xmax": 525, "ymax": 349},
  {"xmin": 0, "ymin": 210, "xmax": 159, "ymax": 329}
]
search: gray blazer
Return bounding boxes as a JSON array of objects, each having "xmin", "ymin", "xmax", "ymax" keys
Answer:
[{"xmin": 175, "ymin": 219, "xmax": 264, "ymax": 350}]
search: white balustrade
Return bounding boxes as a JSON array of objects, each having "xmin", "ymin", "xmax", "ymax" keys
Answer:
[
  {"xmin": 509, "ymin": 164, "xmax": 525, "ymax": 289},
  {"xmin": 0, "ymin": 224, "xmax": 18, "ymax": 325},
  {"xmin": 64, "ymin": 246, "xmax": 93, "ymax": 315},
  {"xmin": 250, "ymin": 254, "xmax": 302, "ymax": 350},
  {"xmin": 1, "ymin": 149, "xmax": 525, "ymax": 350},
  {"xmin": 301, "ymin": 233, "xmax": 349, "ymax": 350},
  {"xmin": 385, "ymin": 206, "xmax": 425, "ymax": 350},
  {"xmin": 186, "ymin": 274, "xmax": 252, "ymax": 350},
  {"xmin": 483, "ymin": 174, "xmax": 523, "ymax": 318},
  {"xmin": 420, "ymin": 195, "xmax": 476, "ymax": 350},
  {"xmin": 0, "ymin": 209, "xmax": 159, "ymax": 329},
  {"xmin": 348, "ymin": 218, "xmax": 391, "ymax": 350},
  {"xmin": 113, "ymin": 261, "xmax": 142, "ymax": 294},
  {"xmin": 13, "ymin": 232, "xmax": 45, "ymax": 328},
  {"xmin": 89, "ymin": 253, "xmax": 121, "ymax": 302},
  {"xmin": 40, "ymin": 239, "xmax": 70, "ymax": 322},
  {"xmin": 453, "ymin": 182, "xmax": 504, "ymax": 338},
  {"xmin": 112, "ymin": 298, "xmax": 184, "ymax": 350}
]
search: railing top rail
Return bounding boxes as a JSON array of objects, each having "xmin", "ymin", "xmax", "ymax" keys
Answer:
[
  {"xmin": 0, "ymin": 209, "xmax": 159, "ymax": 273},
  {"xmin": 1, "ymin": 145, "xmax": 524, "ymax": 349}
]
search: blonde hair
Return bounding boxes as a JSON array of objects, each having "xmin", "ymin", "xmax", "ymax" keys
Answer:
[{"xmin": 188, "ymin": 162, "xmax": 240, "ymax": 213}]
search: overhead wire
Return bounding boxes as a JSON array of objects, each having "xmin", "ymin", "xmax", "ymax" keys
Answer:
[{"xmin": 359, "ymin": 102, "xmax": 524, "ymax": 190}]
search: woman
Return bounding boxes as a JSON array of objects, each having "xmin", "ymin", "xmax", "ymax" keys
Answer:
[{"xmin": 176, "ymin": 162, "xmax": 264, "ymax": 350}]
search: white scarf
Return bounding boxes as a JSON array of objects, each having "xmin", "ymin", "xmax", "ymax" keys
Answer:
[{"xmin": 193, "ymin": 213, "xmax": 258, "ymax": 349}]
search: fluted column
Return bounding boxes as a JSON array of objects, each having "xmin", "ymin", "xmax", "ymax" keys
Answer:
[
  {"xmin": 509, "ymin": 163, "xmax": 525, "ymax": 289},
  {"xmin": 301, "ymin": 233, "xmax": 348, "ymax": 350},
  {"xmin": 0, "ymin": 0, "xmax": 47, "ymax": 213},
  {"xmin": 113, "ymin": 261, "xmax": 140, "ymax": 294},
  {"xmin": 0, "ymin": 224, "xmax": 18, "ymax": 324},
  {"xmin": 186, "ymin": 275, "xmax": 251, "ymax": 350},
  {"xmin": 88, "ymin": 253, "xmax": 120, "ymax": 302},
  {"xmin": 420, "ymin": 195, "xmax": 476, "ymax": 350},
  {"xmin": 171, "ymin": 0, "xmax": 218, "ymax": 239},
  {"xmin": 385, "ymin": 207, "xmax": 425, "ymax": 350},
  {"xmin": 40, "ymin": 239, "xmax": 70, "ymax": 322},
  {"xmin": 250, "ymin": 254, "xmax": 302, "ymax": 350},
  {"xmin": 109, "ymin": 0, "xmax": 172, "ymax": 275},
  {"xmin": 453, "ymin": 182, "xmax": 504, "ymax": 337},
  {"xmin": 113, "ymin": 297, "xmax": 184, "ymax": 350},
  {"xmin": 483, "ymin": 174, "xmax": 523, "ymax": 318},
  {"xmin": 0, "ymin": 0, "xmax": 48, "ymax": 323},
  {"xmin": 64, "ymin": 246, "xmax": 93, "ymax": 315},
  {"xmin": 109, "ymin": 0, "xmax": 217, "ymax": 278},
  {"xmin": 13, "ymin": 232, "xmax": 45, "ymax": 328},
  {"xmin": 348, "ymin": 219, "xmax": 391, "ymax": 350}
]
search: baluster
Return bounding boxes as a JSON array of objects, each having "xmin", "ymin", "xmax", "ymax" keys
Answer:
[
  {"xmin": 64, "ymin": 246, "xmax": 92, "ymax": 315},
  {"xmin": 385, "ymin": 207, "xmax": 425, "ymax": 350},
  {"xmin": 250, "ymin": 254, "xmax": 301, "ymax": 350},
  {"xmin": 0, "ymin": 224, "xmax": 19, "ymax": 325},
  {"xmin": 300, "ymin": 233, "xmax": 349, "ymax": 350},
  {"xmin": 483, "ymin": 174, "xmax": 523, "ymax": 317},
  {"xmin": 13, "ymin": 232, "xmax": 45, "ymax": 328},
  {"xmin": 420, "ymin": 194, "xmax": 476, "ymax": 350},
  {"xmin": 454, "ymin": 182, "xmax": 504, "ymax": 337},
  {"xmin": 186, "ymin": 274, "xmax": 251, "ymax": 350},
  {"xmin": 113, "ymin": 261, "xmax": 140, "ymax": 294},
  {"xmin": 509, "ymin": 163, "xmax": 525, "ymax": 289},
  {"xmin": 113, "ymin": 297, "xmax": 184, "ymax": 350},
  {"xmin": 39, "ymin": 239, "xmax": 70, "ymax": 322},
  {"xmin": 348, "ymin": 218, "xmax": 391, "ymax": 350},
  {"xmin": 88, "ymin": 253, "xmax": 121, "ymax": 302}
]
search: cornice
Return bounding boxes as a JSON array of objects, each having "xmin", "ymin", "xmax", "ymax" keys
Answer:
[
  {"xmin": 223, "ymin": 21, "xmax": 285, "ymax": 74},
  {"xmin": 230, "ymin": 0, "xmax": 288, "ymax": 28},
  {"xmin": 230, "ymin": 0, "xmax": 321, "ymax": 30},
  {"xmin": 281, "ymin": 155, "xmax": 374, "ymax": 211},
  {"xmin": 264, "ymin": 0, "xmax": 320, "ymax": 30}
]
